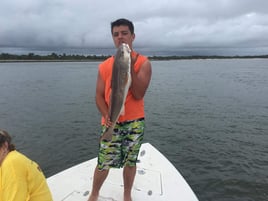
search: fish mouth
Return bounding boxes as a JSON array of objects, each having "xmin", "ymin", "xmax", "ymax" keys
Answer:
[{"xmin": 118, "ymin": 41, "xmax": 128, "ymax": 46}]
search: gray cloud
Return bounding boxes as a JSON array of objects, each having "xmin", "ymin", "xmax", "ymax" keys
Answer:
[{"xmin": 1, "ymin": 0, "xmax": 268, "ymax": 54}]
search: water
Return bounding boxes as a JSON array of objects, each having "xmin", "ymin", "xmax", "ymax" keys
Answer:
[
  {"xmin": 0, "ymin": 59, "xmax": 268, "ymax": 201},
  {"xmin": 1, "ymin": 46, "xmax": 268, "ymax": 56}
]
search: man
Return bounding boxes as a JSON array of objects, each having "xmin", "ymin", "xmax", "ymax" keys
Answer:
[{"xmin": 88, "ymin": 18, "xmax": 152, "ymax": 201}]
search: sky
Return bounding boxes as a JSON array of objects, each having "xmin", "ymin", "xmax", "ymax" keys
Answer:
[{"xmin": 1, "ymin": 0, "xmax": 268, "ymax": 55}]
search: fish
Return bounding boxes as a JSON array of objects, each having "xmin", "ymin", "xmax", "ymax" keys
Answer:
[{"xmin": 101, "ymin": 43, "xmax": 132, "ymax": 141}]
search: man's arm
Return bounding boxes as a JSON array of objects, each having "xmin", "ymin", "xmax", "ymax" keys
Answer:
[
  {"xmin": 130, "ymin": 59, "xmax": 152, "ymax": 100},
  {"xmin": 95, "ymin": 71, "xmax": 111, "ymax": 127},
  {"xmin": 95, "ymin": 71, "xmax": 108, "ymax": 117}
]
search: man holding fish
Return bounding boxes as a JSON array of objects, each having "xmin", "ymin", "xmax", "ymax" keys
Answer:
[{"xmin": 88, "ymin": 18, "xmax": 152, "ymax": 201}]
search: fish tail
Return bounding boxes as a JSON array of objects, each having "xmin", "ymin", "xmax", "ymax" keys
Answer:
[{"xmin": 100, "ymin": 127, "xmax": 113, "ymax": 142}]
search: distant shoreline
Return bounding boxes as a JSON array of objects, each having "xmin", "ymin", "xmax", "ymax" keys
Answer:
[{"xmin": 0, "ymin": 52, "xmax": 267, "ymax": 62}]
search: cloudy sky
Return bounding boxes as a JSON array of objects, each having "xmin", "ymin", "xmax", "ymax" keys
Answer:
[{"xmin": 1, "ymin": 0, "xmax": 268, "ymax": 55}]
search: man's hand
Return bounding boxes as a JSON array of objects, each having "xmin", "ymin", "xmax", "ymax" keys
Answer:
[{"xmin": 104, "ymin": 115, "xmax": 113, "ymax": 127}]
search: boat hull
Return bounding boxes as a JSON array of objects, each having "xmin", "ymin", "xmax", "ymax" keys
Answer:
[{"xmin": 47, "ymin": 143, "xmax": 199, "ymax": 201}]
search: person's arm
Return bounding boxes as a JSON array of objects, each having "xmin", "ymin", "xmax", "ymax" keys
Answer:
[
  {"xmin": 95, "ymin": 71, "xmax": 111, "ymax": 127},
  {"xmin": 130, "ymin": 58, "xmax": 152, "ymax": 100},
  {"xmin": 1, "ymin": 155, "xmax": 28, "ymax": 201}
]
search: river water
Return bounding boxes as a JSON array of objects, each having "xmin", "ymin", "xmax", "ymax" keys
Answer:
[{"xmin": 0, "ymin": 59, "xmax": 267, "ymax": 201}]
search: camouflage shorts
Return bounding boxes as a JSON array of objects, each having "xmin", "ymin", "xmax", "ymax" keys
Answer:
[{"xmin": 97, "ymin": 118, "xmax": 145, "ymax": 170}]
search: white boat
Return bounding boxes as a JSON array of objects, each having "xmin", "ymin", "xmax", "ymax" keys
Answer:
[{"xmin": 47, "ymin": 143, "xmax": 199, "ymax": 201}]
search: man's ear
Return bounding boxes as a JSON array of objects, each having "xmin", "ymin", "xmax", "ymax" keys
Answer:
[{"xmin": 132, "ymin": 33, "xmax": 136, "ymax": 42}]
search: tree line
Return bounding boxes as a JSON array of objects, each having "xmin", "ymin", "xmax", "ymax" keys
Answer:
[
  {"xmin": 0, "ymin": 53, "xmax": 109, "ymax": 61},
  {"xmin": 0, "ymin": 52, "xmax": 267, "ymax": 62}
]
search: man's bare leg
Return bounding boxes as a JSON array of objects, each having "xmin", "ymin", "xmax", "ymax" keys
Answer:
[
  {"xmin": 88, "ymin": 166, "xmax": 109, "ymax": 201},
  {"xmin": 123, "ymin": 165, "xmax": 136, "ymax": 201}
]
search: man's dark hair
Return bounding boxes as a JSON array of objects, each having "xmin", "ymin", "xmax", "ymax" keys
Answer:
[{"xmin": 111, "ymin": 18, "xmax": 134, "ymax": 34}]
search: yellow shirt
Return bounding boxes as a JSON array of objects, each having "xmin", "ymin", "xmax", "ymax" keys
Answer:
[{"xmin": 0, "ymin": 151, "xmax": 52, "ymax": 201}]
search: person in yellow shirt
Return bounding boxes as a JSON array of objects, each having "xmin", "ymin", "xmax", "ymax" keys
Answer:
[{"xmin": 0, "ymin": 129, "xmax": 53, "ymax": 201}]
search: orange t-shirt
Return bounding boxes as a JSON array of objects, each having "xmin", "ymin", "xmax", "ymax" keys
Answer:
[{"xmin": 99, "ymin": 51, "xmax": 148, "ymax": 124}]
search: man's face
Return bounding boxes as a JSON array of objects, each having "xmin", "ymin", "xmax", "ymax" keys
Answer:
[{"xmin": 112, "ymin": 25, "xmax": 135, "ymax": 49}]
